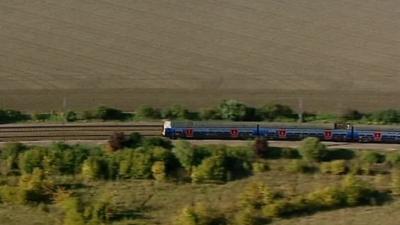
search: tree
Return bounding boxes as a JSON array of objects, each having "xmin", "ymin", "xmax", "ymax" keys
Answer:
[
  {"xmin": 162, "ymin": 105, "xmax": 193, "ymax": 120},
  {"xmin": 253, "ymin": 138, "xmax": 268, "ymax": 158},
  {"xmin": 95, "ymin": 106, "xmax": 126, "ymax": 121},
  {"xmin": 260, "ymin": 104, "xmax": 295, "ymax": 121},
  {"xmin": 217, "ymin": 100, "xmax": 248, "ymax": 121},
  {"xmin": 175, "ymin": 203, "xmax": 226, "ymax": 225},
  {"xmin": 298, "ymin": 137, "xmax": 327, "ymax": 162},
  {"xmin": 65, "ymin": 111, "xmax": 78, "ymax": 122},
  {"xmin": 191, "ymin": 155, "xmax": 226, "ymax": 183},
  {"xmin": 152, "ymin": 161, "xmax": 166, "ymax": 182},
  {"xmin": 173, "ymin": 141, "xmax": 195, "ymax": 172},
  {"xmin": 341, "ymin": 109, "xmax": 363, "ymax": 121},
  {"xmin": 108, "ymin": 132, "xmax": 126, "ymax": 151},
  {"xmin": 135, "ymin": 106, "xmax": 161, "ymax": 119}
]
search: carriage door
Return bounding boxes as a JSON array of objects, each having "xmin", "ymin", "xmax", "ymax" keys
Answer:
[
  {"xmin": 373, "ymin": 132, "xmax": 382, "ymax": 142},
  {"xmin": 278, "ymin": 129, "xmax": 287, "ymax": 139},
  {"xmin": 324, "ymin": 130, "xmax": 333, "ymax": 140},
  {"xmin": 230, "ymin": 129, "xmax": 239, "ymax": 138},
  {"xmin": 184, "ymin": 128, "xmax": 194, "ymax": 138}
]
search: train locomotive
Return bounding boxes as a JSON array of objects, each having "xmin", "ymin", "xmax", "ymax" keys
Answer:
[{"xmin": 162, "ymin": 120, "xmax": 400, "ymax": 143}]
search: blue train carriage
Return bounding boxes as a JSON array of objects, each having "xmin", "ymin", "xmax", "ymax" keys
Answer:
[
  {"xmin": 162, "ymin": 120, "xmax": 257, "ymax": 139},
  {"xmin": 353, "ymin": 126, "xmax": 400, "ymax": 143},
  {"xmin": 257, "ymin": 123, "xmax": 353, "ymax": 142}
]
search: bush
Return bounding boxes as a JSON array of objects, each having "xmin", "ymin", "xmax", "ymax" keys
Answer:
[
  {"xmin": 368, "ymin": 109, "xmax": 400, "ymax": 124},
  {"xmin": 361, "ymin": 151, "xmax": 385, "ymax": 164},
  {"xmin": 65, "ymin": 111, "xmax": 78, "ymax": 122},
  {"xmin": 152, "ymin": 161, "xmax": 166, "ymax": 182},
  {"xmin": 320, "ymin": 160, "xmax": 348, "ymax": 175},
  {"xmin": 285, "ymin": 160, "xmax": 315, "ymax": 173},
  {"xmin": 135, "ymin": 106, "xmax": 161, "ymax": 119},
  {"xmin": 341, "ymin": 175, "xmax": 374, "ymax": 206},
  {"xmin": 191, "ymin": 155, "xmax": 227, "ymax": 183},
  {"xmin": 125, "ymin": 132, "xmax": 143, "ymax": 148},
  {"xmin": 387, "ymin": 153, "xmax": 400, "ymax": 168},
  {"xmin": 298, "ymin": 137, "xmax": 327, "ymax": 162},
  {"xmin": 233, "ymin": 206, "xmax": 267, "ymax": 225},
  {"xmin": 253, "ymin": 138, "xmax": 268, "ymax": 158},
  {"xmin": 218, "ymin": 100, "xmax": 249, "ymax": 121},
  {"xmin": 341, "ymin": 109, "xmax": 364, "ymax": 121},
  {"xmin": 108, "ymin": 132, "xmax": 127, "ymax": 151},
  {"xmin": 259, "ymin": 104, "xmax": 296, "ymax": 121},
  {"xmin": 0, "ymin": 109, "xmax": 30, "ymax": 124},
  {"xmin": 175, "ymin": 203, "xmax": 226, "ymax": 225},
  {"xmin": 162, "ymin": 105, "xmax": 196, "ymax": 120},
  {"xmin": 0, "ymin": 142, "xmax": 27, "ymax": 175},
  {"xmin": 391, "ymin": 170, "xmax": 400, "ymax": 195},
  {"xmin": 143, "ymin": 137, "xmax": 173, "ymax": 150},
  {"xmin": 33, "ymin": 113, "xmax": 51, "ymax": 121},
  {"xmin": 252, "ymin": 162, "xmax": 269, "ymax": 173},
  {"xmin": 81, "ymin": 157, "xmax": 109, "ymax": 180},
  {"xmin": 61, "ymin": 197, "xmax": 85, "ymax": 225},
  {"xmin": 95, "ymin": 106, "xmax": 127, "ymax": 121},
  {"xmin": 200, "ymin": 109, "xmax": 221, "ymax": 120},
  {"xmin": 18, "ymin": 147, "xmax": 47, "ymax": 174},
  {"xmin": 239, "ymin": 182, "xmax": 274, "ymax": 209}
]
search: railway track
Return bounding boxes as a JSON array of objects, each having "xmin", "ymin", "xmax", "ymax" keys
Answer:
[{"xmin": 0, "ymin": 123, "xmax": 163, "ymax": 142}]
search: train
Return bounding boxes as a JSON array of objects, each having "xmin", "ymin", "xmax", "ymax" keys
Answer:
[{"xmin": 162, "ymin": 120, "xmax": 400, "ymax": 143}]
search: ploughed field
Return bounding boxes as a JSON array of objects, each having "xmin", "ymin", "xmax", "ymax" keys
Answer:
[{"xmin": 1, "ymin": 0, "xmax": 400, "ymax": 112}]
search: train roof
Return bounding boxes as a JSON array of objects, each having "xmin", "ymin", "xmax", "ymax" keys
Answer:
[
  {"xmin": 167, "ymin": 121, "xmax": 400, "ymax": 131},
  {"xmin": 168, "ymin": 121, "xmax": 335, "ymax": 129}
]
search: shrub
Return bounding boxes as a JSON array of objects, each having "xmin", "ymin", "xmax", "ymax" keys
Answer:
[
  {"xmin": 360, "ymin": 151, "xmax": 385, "ymax": 164},
  {"xmin": 387, "ymin": 153, "xmax": 400, "ymax": 168},
  {"xmin": 33, "ymin": 113, "xmax": 51, "ymax": 121},
  {"xmin": 320, "ymin": 160, "xmax": 348, "ymax": 175},
  {"xmin": 298, "ymin": 137, "xmax": 327, "ymax": 162},
  {"xmin": 217, "ymin": 100, "xmax": 249, "ymax": 121},
  {"xmin": 152, "ymin": 161, "xmax": 166, "ymax": 182},
  {"xmin": 253, "ymin": 138, "xmax": 268, "ymax": 158},
  {"xmin": 135, "ymin": 106, "xmax": 161, "ymax": 119},
  {"xmin": 95, "ymin": 106, "xmax": 126, "ymax": 121},
  {"xmin": 369, "ymin": 109, "xmax": 400, "ymax": 124},
  {"xmin": 341, "ymin": 175, "xmax": 374, "ymax": 206},
  {"xmin": 263, "ymin": 200, "xmax": 290, "ymax": 218},
  {"xmin": 124, "ymin": 151, "xmax": 153, "ymax": 179},
  {"xmin": 200, "ymin": 108, "xmax": 221, "ymax": 120},
  {"xmin": 175, "ymin": 203, "xmax": 226, "ymax": 225},
  {"xmin": 252, "ymin": 162, "xmax": 269, "ymax": 173},
  {"xmin": 306, "ymin": 187, "xmax": 346, "ymax": 208},
  {"xmin": 0, "ymin": 142, "xmax": 27, "ymax": 175},
  {"xmin": 143, "ymin": 137, "xmax": 173, "ymax": 149},
  {"xmin": 18, "ymin": 147, "xmax": 47, "ymax": 174},
  {"xmin": 191, "ymin": 155, "xmax": 227, "ymax": 183},
  {"xmin": 61, "ymin": 197, "xmax": 85, "ymax": 225},
  {"xmin": 65, "ymin": 111, "xmax": 78, "ymax": 122},
  {"xmin": 239, "ymin": 182, "xmax": 274, "ymax": 209},
  {"xmin": 391, "ymin": 170, "xmax": 400, "ymax": 195},
  {"xmin": 125, "ymin": 132, "xmax": 143, "ymax": 148},
  {"xmin": 108, "ymin": 132, "xmax": 127, "ymax": 151},
  {"xmin": 233, "ymin": 206, "xmax": 267, "ymax": 225},
  {"xmin": 0, "ymin": 109, "xmax": 30, "ymax": 124},
  {"xmin": 341, "ymin": 109, "xmax": 364, "ymax": 121},
  {"xmin": 81, "ymin": 157, "xmax": 108, "ymax": 180},
  {"xmin": 259, "ymin": 104, "xmax": 296, "ymax": 121},
  {"xmin": 162, "ymin": 105, "xmax": 194, "ymax": 120},
  {"xmin": 285, "ymin": 160, "xmax": 314, "ymax": 173},
  {"xmin": 173, "ymin": 141, "xmax": 195, "ymax": 172}
]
